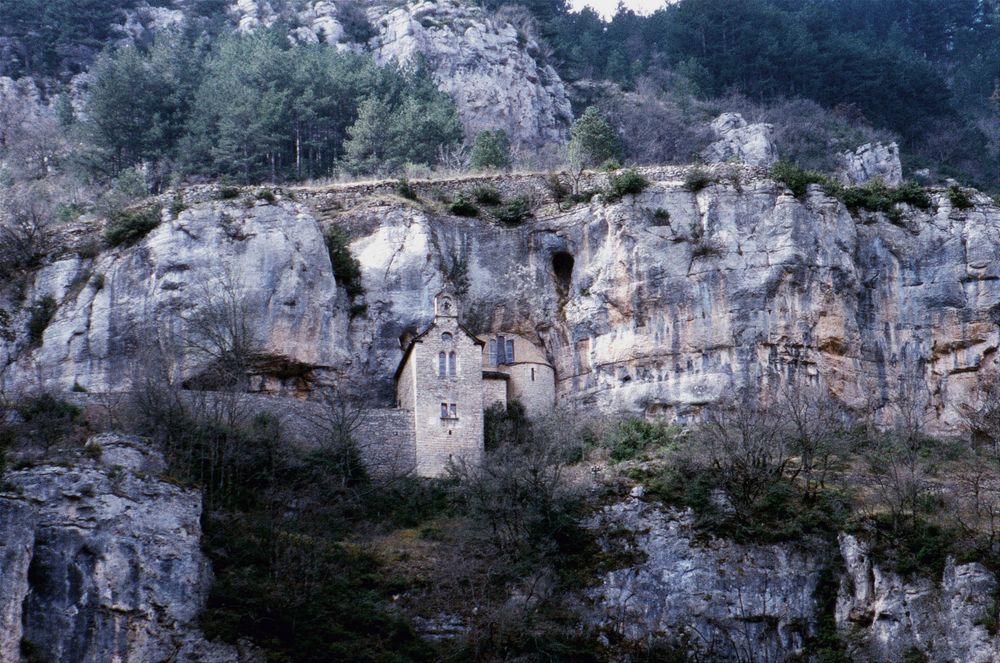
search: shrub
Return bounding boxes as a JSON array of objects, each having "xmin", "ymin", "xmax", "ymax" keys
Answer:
[
  {"xmin": 89, "ymin": 273, "xmax": 105, "ymax": 291},
  {"xmin": 27, "ymin": 296, "xmax": 57, "ymax": 346},
  {"xmin": 546, "ymin": 172, "xmax": 570, "ymax": 204},
  {"xmin": 471, "ymin": 185, "xmax": 503, "ymax": 206},
  {"xmin": 394, "ymin": 178, "xmax": 418, "ymax": 200},
  {"xmin": 606, "ymin": 418, "xmax": 678, "ymax": 462},
  {"xmin": 469, "ymin": 129, "xmax": 512, "ymax": 171},
  {"xmin": 218, "ymin": 187, "xmax": 240, "ymax": 200},
  {"xmin": 493, "ymin": 196, "xmax": 531, "ymax": 225},
  {"xmin": 770, "ymin": 160, "xmax": 829, "ymax": 198},
  {"xmin": 949, "ymin": 185, "xmax": 974, "ymax": 210},
  {"xmin": 606, "ymin": 168, "xmax": 650, "ymax": 201},
  {"xmin": 892, "ymin": 180, "xmax": 932, "ymax": 209},
  {"xmin": 448, "ymin": 193, "xmax": 479, "ymax": 217},
  {"xmin": 15, "ymin": 393, "xmax": 83, "ymax": 451},
  {"xmin": 170, "ymin": 195, "xmax": 188, "ymax": 217},
  {"xmin": 255, "ymin": 188, "xmax": 276, "ymax": 203},
  {"xmin": 683, "ymin": 167, "xmax": 715, "ymax": 193},
  {"xmin": 104, "ymin": 207, "xmax": 161, "ymax": 247},
  {"xmin": 651, "ymin": 208, "xmax": 670, "ymax": 223},
  {"xmin": 601, "ymin": 158, "xmax": 622, "ymax": 172},
  {"xmin": 323, "ymin": 227, "xmax": 364, "ymax": 302}
]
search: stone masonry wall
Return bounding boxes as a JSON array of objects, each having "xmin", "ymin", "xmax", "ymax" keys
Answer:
[{"xmin": 409, "ymin": 318, "xmax": 485, "ymax": 477}]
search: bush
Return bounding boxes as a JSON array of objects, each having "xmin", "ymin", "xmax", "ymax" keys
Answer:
[
  {"xmin": 90, "ymin": 273, "xmax": 105, "ymax": 291},
  {"xmin": 469, "ymin": 129, "xmax": 512, "ymax": 171},
  {"xmin": 255, "ymin": 188, "xmax": 276, "ymax": 203},
  {"xmin": 218, "ymin": 187, "xmax": 240, "ymax": 200},
  {"xmin": 471, "ymin": 185, "xmax": 503, "ymax": 206},
  {"xmin": 493, "ymin": 196, "xmax": 531, "ymax": 225},
  {"xmin": 771, "ymin": 160, "xmax": 829, "ymax": 198},
  {"xmin": 546, "ymin": 172, "xmax": 571, "ymax": 204},
  {"xmin": 104, "ymin": 207, "xmax": 161, "ymax": 247},
  {"xmin": 606, "ymin": 418, "xmax": 677, "ymax": 462},
  {"xmin": 683, "ymin": 167, "xmax": 715, "ymax": 193},
  {"xmin": 949, "ymin": 185, "xmax": 974, "ymax": 210},
  {"xmin": 394, "ymin": 178, "xmax": 418, "ymax": 200},
  {"xmin": 170, "ymin": 196, "xmax": 188, "ymax": 217},
  {"xmin": 448, "ymin": 193, "xmax": 479, "ymax": 217},
  {"xmin": 27, "ymin": 296, "xmax": 57, "ymax": 347},
  {"xmin": 324, "ymin": 227, "xmax": 364, "ymax": 302},
  {"xmin": 606, "ymin": 169, "xmax": 650, "ymax": 201}
]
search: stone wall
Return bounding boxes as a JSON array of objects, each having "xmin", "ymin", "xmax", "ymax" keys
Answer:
[
  {"xmin": 64, "ymin": 391, "xmax": 416, "ymax": 480},
  {"xmin": 505, "ymin": 362, "xmax": 556, "ymax": 419},
  {"xmin": 482, "ymin": 375, "xmax": 507, "ymax": 410}
]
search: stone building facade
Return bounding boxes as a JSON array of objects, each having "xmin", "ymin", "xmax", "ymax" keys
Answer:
[
  {"xmin": 480, "ymin": 332, "xmax": 557, "ymax": 420},
  {"xmin": 394, "ymin": 291, "xmax": 557, "ymax": 477},
  {"xmin": 395, "ymin": 291, "xmax": 486, "ymax": 477}
]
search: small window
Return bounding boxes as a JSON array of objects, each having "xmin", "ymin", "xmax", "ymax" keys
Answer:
[
  {"xmin": 441, "ymin": 403, "xmax": 449, "ymax": 418},
  {"xmin": 441, "ymin": 332, "xmax": 453, "ymax": 342},
  {"xmin": 489, "ymin": 339, "xmax": 497, "ymax": 364},
  {"xmin": 506, "ymin": 339, "xmax": 515, "ymax": 363},
  {"xmin": 449, "ymin": 351, "xmax": 456, "ymax": 376},
  {"xmin": 438, "ymin": 352, "xmax": 446, "ymax": 376},
  {"xmin": 449, "ymin": 403, "xmax": 457, "ymax": 419},
  {"xmin": 531, "ymin": 367, "xmax": 535, "ymax": 381}
]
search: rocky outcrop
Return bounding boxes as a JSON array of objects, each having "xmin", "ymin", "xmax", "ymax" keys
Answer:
[
  {"xmin": 0, "ymin": 434, "xmax": 248, "ymax": 662},
  {"xmin": 588, "ymin": 499, "xmax": 1000, "ymax": 662},
  {"xmin": 588, "ymin": 499, "xmax": 828, "ymax": 660},
  {"xmin": 369, "ymin": 0, "xmax": 573, "ymax": 153},
  {"xmin": 702, "ymin": 112, "xmax": 779, "ymax": 167},
  {"xmin": 1, "ymin": 195, "xmax": 347, "ymax": 394},
  {"xmin": 837, "ymin": 534, "xmax": 1000, "ymax": 662},
  {"xmin": 840, "ymin": 142, "xmax": 904, "ymax": 186},
  {"xmin": 3, "ymin": 168, "xmax": 999, "ymax": 432}
]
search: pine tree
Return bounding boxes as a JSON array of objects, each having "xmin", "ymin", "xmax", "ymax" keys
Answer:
[{"xmin": 470, "ymin": 129, "xmax": 512, "ymax": 171}]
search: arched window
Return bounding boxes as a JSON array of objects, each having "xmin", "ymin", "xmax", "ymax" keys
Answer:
[
  {"xmin": 438, "ymin": 352, "xmax": 446, "ymax": 376},
  {"xmin": 441, "ymin": 332, "xmax": 453, "ymax": 342},
  {"xmin": 449, "ymin": 352, "xmax": 456, "ymax": 376}
]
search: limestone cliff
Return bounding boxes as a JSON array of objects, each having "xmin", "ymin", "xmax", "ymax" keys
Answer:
[
  {"xmin": 3, "ymin": 167, "xmax": 999, "ymax": 433},
  {"xmin": 0, "ymin": 434, "xmax": 251, "ymax": 662},
  {"xmin": 588, "ymin": 499, "xmax": 1000, "ymax": 662}
]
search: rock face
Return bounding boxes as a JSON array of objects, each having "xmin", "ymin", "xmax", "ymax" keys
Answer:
[
  {"xmin": 837, "ymin": 534, "xmax": 1000, "ymax": 662},
  {"xmin": 589, "ymin": 499, "xmax": 1000, "ymax": 662},
  {"xmin": 840, "ymin": 142, "xmax": 904, "ymax": 186},
  {"xmin": 3, "ymin": 169, "xmax": 1000, "ymax": 433},
  {"xmin": 369, "ymin": 0, "xmax": 573, "ymax": 152},
  {"xmin": 0, "ymin": 434, "xmax": 244, "ymax": 662},
  {"xmin": 1, "ymin": 195, "xmax": 347, "ymax": 394},
  {"xmin": 702, "ymin": 112, "xmax": 779, "ymax": 167},
  {"xmin": 588, "ymin": 499, "xmax": 828, "ymax": 660}
]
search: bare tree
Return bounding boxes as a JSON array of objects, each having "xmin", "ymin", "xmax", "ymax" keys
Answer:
[
  {"xmin": 0, "ymin": 181, "xmax": 54, "ymax": 278},
  {"xmin": 180, "ymin": 271, "xmax": 262, "ymax": 391}
]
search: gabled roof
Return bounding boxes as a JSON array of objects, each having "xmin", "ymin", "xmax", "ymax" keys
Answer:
[{"xmin": 393, "ymin": 319, "xmax": 485, "ymax": 384}]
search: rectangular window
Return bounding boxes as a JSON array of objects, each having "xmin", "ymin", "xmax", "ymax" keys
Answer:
[
  {"xmin": 449, "ymin": 403, "xmax": 457, "ymax": 419},
  {"xmin": 489, "ymin": 339, "xmax": 497, "ymax": 364},
  {"xmin": 496, "ymin": 335, "xmax": 506, "ymax": 364},
  {"xmin": 440, "ymin": 403, "xmax": 448, "ymax": 418},
  {"xmin": 506, "ymin": 339, "xmax": 515, "ymax": 363},
  {"xmin": 531, "ymin": 367, "xmax": 535, "ymax": 381}
]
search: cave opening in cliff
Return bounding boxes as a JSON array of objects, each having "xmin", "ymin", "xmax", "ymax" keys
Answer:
[{"xmin": 552, "ymin": 251, "xmax": 574, "ymax": 294}]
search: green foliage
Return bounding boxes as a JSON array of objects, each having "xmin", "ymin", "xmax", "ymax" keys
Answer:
[
  {"xmin": 567, "ymin": 106, "xmax": 622, "ymax": 174},
  {"xmin": 218, "ymin": 187, "xmax": 240, "ymax": 200},
  {"xmin": 606, "ymin": 169, "xmax": 650, "ymax": 201},
  {"xmin": 863, "ymin": 515, "xmax": 957, "ymax": 578},
  {"xmin": 771, "ymin": 160, "xmax": 830, "ymax": 198},
  {"xmin": 470, "ymin": 185, "xmax": 503, "ymax": 206},
  {"xmin": 484, "ymin": 400, "xmax": 531, "ymax": 452},
  {"xmin": 394, "ymin": 178, "xmax": 418, "ymax": 200},
  {"xmin": 447, "ymin": 193, "xmax": 479, "ymax": 217},
  {"xmin": 546, "ymin": 172, "xmax": 571, "ymax": 204},
  {"xmin": 104, "ymin": 207, "xmax": 161, "ymax": 247},
  {"xmin": 27, "ymin": 296, "xmax": 57, "ymax": 346},
  {"xmin": 683, "ymin": 167, "xmax": 715, "ymax": 193},
  {"xmin": 838, "ymin": 179, "xmax": 932, "ymax": 218},
  {"xmin": 324, "ymin": 227, "xmax": 364, "ymax": 303},
  {"xmin": 170, "ymin": 196, "xmax": 189, "ymax": 217},
  {"xmin": 948, "ymin": 185, "xmax": 974, "ymax": 209},
  {"xmin": 89, "ymin": 273, "xmax": 105, "ymax": 291},
  {"xmin": 254, "ymin": 188, "xmax": 275, "ymax": 203},
  {"xmin": 13, "ymin": 394, "xmax": 83, "ymax": 449},
  {"xmin": 469, "ymin": 129, "xmax": 512, "ymax": 171},
  {"xmin": 493, "ymin": 195, "xmax": 531, "ymax": 225},
  {"xmin": 605, "ymin": 418, "xmax": 678, "ymax": 462}
]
